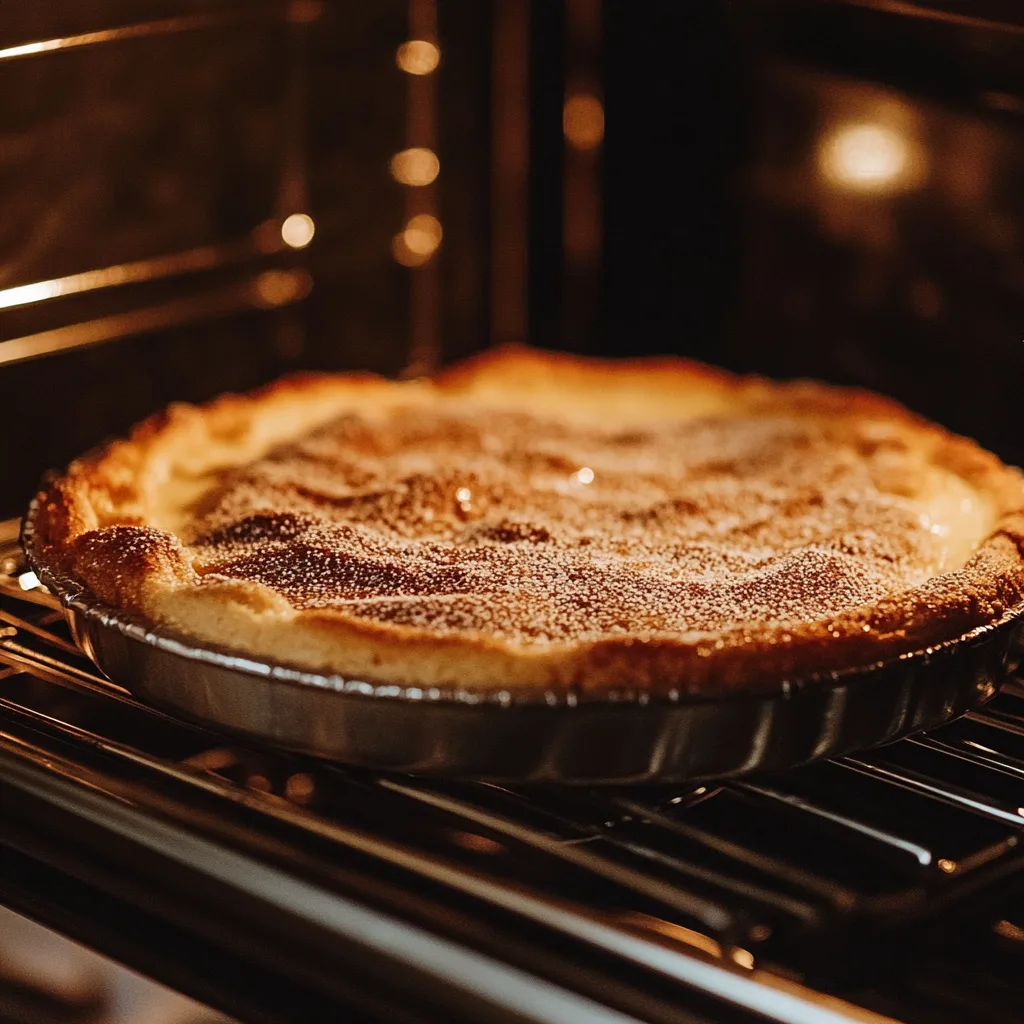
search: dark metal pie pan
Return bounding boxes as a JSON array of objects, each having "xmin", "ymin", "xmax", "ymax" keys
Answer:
[{"xmin": 22, "ymin": 494, "xmax": 1024, "ymax": 783}]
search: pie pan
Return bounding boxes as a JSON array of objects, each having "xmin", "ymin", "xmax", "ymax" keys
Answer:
[{"xmin": 21, "ymin": 492, "xmax": 1024, "ymax": 783}]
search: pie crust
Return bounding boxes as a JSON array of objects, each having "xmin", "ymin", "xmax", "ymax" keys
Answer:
[{"xmin": 31, "ymin": 346, "xmax": 1024, "ymax": 693}]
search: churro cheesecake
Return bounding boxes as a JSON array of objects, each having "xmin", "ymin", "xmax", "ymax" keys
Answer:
[{"xmin": 31, "ymin": 346, "xmax": 1024, "ymax": 693}]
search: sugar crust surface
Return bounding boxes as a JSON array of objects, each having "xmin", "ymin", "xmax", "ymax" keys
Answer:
[{"xmin": 32, "ymin": 347, "xmax": 1024, "ymax": 693}]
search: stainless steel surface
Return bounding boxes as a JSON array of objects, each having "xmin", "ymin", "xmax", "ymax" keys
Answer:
[
  {"xmin": 0, "ymin": 904, "xmax": 237, "ymax": 1024},
  {"xmin": 22, "ymin": 498, "xmax": 1024, "ymax": 782}
]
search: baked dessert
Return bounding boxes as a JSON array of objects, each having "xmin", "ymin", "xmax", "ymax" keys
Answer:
[{"xmin": 31, "ymin": 346, "xmax": 1024, "ymax": 694}]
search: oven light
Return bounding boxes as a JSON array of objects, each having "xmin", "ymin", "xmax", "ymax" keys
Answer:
[
  {"xmin": 254, "ymin": 269, "xmax": 312, "ymax": 308},
  {"xmin": 280, "ymin": 213, "xmax": 315, "ymax": 249},
  {"xmin": 819, "ymin": 122, "xmax": 912, "ymax": 193},
  {"xmin": 390, "ymin": 147, "xmax": 440, "ymax": 187},
  {"xmin": 450, "ymin": 830, "xmax": 504, "ymax": 854},
  {"xmin": 995, "ymin": 919, "xmax": 1024, "ymax": 942},
  {"xmin": 563, "ymin": 93, "xmax": 604, "ymax": 152},
  {"xmin": 285, "ymin": 773, "xmax": 315, "ymax": 803},
  {"xmin": 392, "ymin": 214, "xmax": 443, "ymax": 266},
  {"xmin": 729, "ymin": 947, "xmax": 755, "ymax": 970},
  {"xmin": 396, "ymin": 39, "xmax": 440, "ymax": 76}
]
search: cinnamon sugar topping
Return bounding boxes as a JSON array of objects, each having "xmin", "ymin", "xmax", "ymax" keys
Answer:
[{"xmin": 180, "ymin": 405, "xmax": 955, "ymax": 647}]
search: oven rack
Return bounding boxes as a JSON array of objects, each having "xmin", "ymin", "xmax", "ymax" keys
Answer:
[{"xmin": 2, "ymin": 519, "xmax": 1024, "ymax": 1024}]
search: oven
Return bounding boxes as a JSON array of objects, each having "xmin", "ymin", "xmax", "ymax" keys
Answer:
[{"xmin": 2, "ymin": 2, "xmax": 1024, "ymax": 1022}]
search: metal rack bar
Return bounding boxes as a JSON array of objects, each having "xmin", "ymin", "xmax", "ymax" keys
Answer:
[
  {"xmin": 835, "ymin": 756, "xmax": 1024, "ymax": 827},
  {"xmin": 838, "ymin": 0, "xmax": 1024, "ymax": 36},
  {"xmin": 0, "ymin": 5, "xmax": 296, "ymax": 64},
  {"xmin": 613, "ymin": 796, "xmax": 858, "ymax": 914},
  {"xmin": 728, "ymin": 780, "xmax": 933, "ymax": 867},
  {"xmin": 0, "ymin": 271, "xmax": 312, "ymax": 369},
  {"xmin": 381, "ymin": 778, "xmax": 739, "ymax": 939},
  {"xmin": 0, "ymin": 710, "xmax": 883, "ymax": 1024},
  {"xmin": 0, "ymin": 230, "xmax": 289, "ymax": 315},
  {"xmin": 2, "ymin": 520, "xmax": 1024, "ymax": 1022},
  {"xmin": 0, "ymin": 746, "xmax": 645, "ymax": 1024}
]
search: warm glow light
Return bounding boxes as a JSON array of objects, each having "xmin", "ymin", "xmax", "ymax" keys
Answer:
[
  {"xmin": 614, "ymin": 912, "xmax": 723, "ymax": 959},
  {"xmin": 255, "ymin": 269, "xmax": 309, "ymax": 307},
  {"xmin": 995, "ymin": 919, "xmax": 1024, "ymax": 942},
  {"xmin": 390, "ymin": 147, "xmax": 440, "ymax": 186},
  {"xmin": 17, "ymin": 571, "xmax": 40, "ymax": 591},
  {"xmin": 0, "ymin": 40, "xmax": 57, "ymax": 59},
  {"xmin": 285, "ymin": 773, "xmax": 315, "ymax": 803},
  {"xmin": 281, "ymin": 212, "xmax": 315, "ymax": 248},
  {"xmin": 574, "ymin": 467, "xmax": 594, "ymax": 484},
  {"xmin": 0, "ymin": 280, "xmax": 63, "ymax": 310},
  {"xmin": 820, "ymin": 122, "xmax": 910, "ymax": 192},
  {"xmin": 450, "ymin": 831, "xmax": 504, "ymax": 854},
  {"xmin": 392, "ymin": 214, "xmax": 442, "ymax": 266},
  {"xmin": 730, "ymin": 948, "xmax": 755, "ymax": 970},
  {"xmin": 563, "ymin": 93, "xmax": 604, "ymax": 151},
  {"xmin": 392, "ymin": 235, "xmax": 429, "ymax": 267},
  {"xmin": 456, "ymin": 487, "xmax": 472, "ymax": 503},
  {"xmin": 404, "ymin": 215, "xmax": 442, "ymax": 254},
  {"xmin": 396, "ymin": 39, "xmax": 440, "ymax": 75}
]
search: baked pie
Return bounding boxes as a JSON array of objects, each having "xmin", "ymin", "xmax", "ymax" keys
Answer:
[{"xmin": 32, "ymin": 346, "xmax": 1024, "ymax": 693}]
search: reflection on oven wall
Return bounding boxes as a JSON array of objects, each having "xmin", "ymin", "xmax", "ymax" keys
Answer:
[
  {"xmin": 0, "ymin": 2, "xmax": 314, "ymax": 522},
  {"xmin": 0, "ymin": 904, "xmax": 235, "ymax": 1023},
  {"xmin": 724, "ymin": 1, "xmax": 1024, "ymax": 469},
  {"xmin": 592, "ymin": 1, "xmax": 1024, "ymax": 469},
  {"xmin": 733, "ymin": 57, "xmax": 1024, "ymax": 467}
]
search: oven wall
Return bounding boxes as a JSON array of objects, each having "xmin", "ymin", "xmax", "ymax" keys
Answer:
[
  {"xmin": 0, "ymin": 2, "xmax": 314, "ymax": 518},
  {"xmin": 727, "ymin": 1, "xmax": 1024, "ymax": 468},
  {"xmin": 1, "ymin": 1, "xmax": 1022, "ymax": 521},
  {"xmin": 593, "ymin": 0, "xmax": 1024, "ymax": 467}
]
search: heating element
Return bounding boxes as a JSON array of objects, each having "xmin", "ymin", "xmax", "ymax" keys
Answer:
[{"xmin": 3, "ymin": 522, "xmax": 1024, "ymax": 1024}]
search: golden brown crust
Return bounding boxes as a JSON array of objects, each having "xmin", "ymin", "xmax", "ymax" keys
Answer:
[{"xmin": 30, "ymin": 345, "xmax": 1024, "ymax": 693}]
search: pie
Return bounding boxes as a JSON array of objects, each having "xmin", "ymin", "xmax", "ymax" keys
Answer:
[{"xmin": 31, "ymin": 346, "xmax": 1024, "ymax": 694}]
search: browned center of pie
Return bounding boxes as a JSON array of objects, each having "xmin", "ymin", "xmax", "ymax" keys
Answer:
[{"xmin": 177, "ymin": 406, "xmax": 965, "ymax": 645}]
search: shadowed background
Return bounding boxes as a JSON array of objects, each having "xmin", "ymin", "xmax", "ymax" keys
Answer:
[{"xmin": 1, "ymin": 0, "xmax": 1022, "ymax": 519}]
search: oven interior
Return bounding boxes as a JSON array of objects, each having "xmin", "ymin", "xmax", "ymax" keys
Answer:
[{"xmin": 2, "ymin": 2, "xmax": 1024, "ymax": 1022}]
